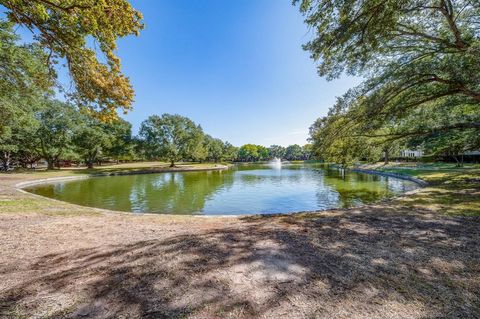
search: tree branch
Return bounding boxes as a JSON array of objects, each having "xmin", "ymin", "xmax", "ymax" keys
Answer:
[
  {"xmin": 439, "ymin": 0, "xmax": 468, "ymax": 49},
  {"xmin": 354, "ymin": 122, "xmax": 480, "ymax": 140},
  {"xmin": 33, "ymin": 0, "xmax": 92, "ymax": 12}
]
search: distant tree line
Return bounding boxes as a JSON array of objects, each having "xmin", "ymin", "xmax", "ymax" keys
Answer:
[
  {"xmin": 138, "ymin": 114, "xmax": 312, "ymax": 165},
  {"xmin": 1, "ymin": 100, "xmax": 313, "ymax": 170},
  {"xmin": 236, "ymin": 144, "xmax": 312, "ymax": 162},
  {"xmin": 1, "ymin": 97, "xmax": 137, "ymax": 171}
]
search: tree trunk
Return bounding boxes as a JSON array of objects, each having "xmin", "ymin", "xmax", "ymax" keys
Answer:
[
  {"xmin": 453, "ymin": 155, "xmax": 460, "ymax": 167},
  {"xmin": 86, "ymin": 150, "xmax": 98, "ymax": 169},
  {"xmin": 384, "ymin": 149, "xmax": 389, "ymax": 164},
  {"xmin": 85, "ymin": 156, "xmax": 94, "ymax": 169},
  {"xmin": 47, "ymin": 159, "xmax": 55, "ymax": 170},
  {"xmin": 1, "ymin": 151, "xmax": 11, "ymax": 171},
  {"xmin": 85, "ymin": 159, "xmax": 94, "ymax": 169},
  {"xmin": 170, "ymin": 160, "xmax": 175, "ymax": 167}
]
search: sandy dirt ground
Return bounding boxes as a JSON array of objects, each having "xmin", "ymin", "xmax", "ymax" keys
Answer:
[{"xmin": 0, "ymin": 172, "xmax": 479, "ymax": 319}]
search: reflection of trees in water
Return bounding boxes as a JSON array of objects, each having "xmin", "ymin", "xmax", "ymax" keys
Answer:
[
  {"xmin": 36, "ymin": 177, "xmax": 138, "ymax": 212},
  {"xmin": 132, "ymin": 171, "xmax": 235, "ymax": 214},
  {"xmin": 320, "ymin": 168, "xmax": 391, "ymax": 208},
  {"xmin": 31, "ymin": 172, "xmax": 235, "ymax": 214},
  {"xmin": 233, "ymin": 164, "xmax": 314, "ymax": 189},
  {"xmin": 30, "ymin": 164, "xmax": 414, "ymax": 215},
  {"xmin": 312, "ymin": 169, "xmax": 339, "ymax": 209},
  {"xmin": 322, "ymin": 166, "xmax": 383, "ymax": 183}
]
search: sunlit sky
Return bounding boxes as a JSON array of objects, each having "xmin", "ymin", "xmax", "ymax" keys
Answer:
[{"xmin": 7, "ymin": 0, "xmax": 361, "ymax": 147}]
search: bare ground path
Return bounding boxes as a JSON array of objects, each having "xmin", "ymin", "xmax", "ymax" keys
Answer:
[{"xmin": 0, "ymin": 168, "xmax": 479, "ymax": 319}]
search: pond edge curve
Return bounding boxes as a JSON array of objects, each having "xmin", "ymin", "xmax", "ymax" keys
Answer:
[
  {"xmin": 350, "ymin": 168, "xmax": 429, "ymax": 187},
  {"xmin": 14, "ymin": 165, "xmax": 427, "ymax": 217}
]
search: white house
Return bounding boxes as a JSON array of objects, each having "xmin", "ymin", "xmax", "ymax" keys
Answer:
[{"xmin": 400, "ymin": 149, "xmax": 424, "ymax": 158}]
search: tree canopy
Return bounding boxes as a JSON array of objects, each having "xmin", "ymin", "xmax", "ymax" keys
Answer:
[
  {"xmin": 204, "ymin": 135, "xmax": 225, "ymax": 163},
  {"xmin": 0, "ymin": 21, "xmax": 52, "ymax": 161},
  {"xmin": 237, "ymin": 144, "xmax": 271, "ymax": 162},
  {"xmin": 139, "ymin": 114, "xmax": 205, "ymax": 167},
  {"xmin": 297, "ymin": 0, "xmax": 480, "ymax": 165},
  {"xmin": 268, "ymin": 145, "xmax": 285, "ymax": 159},
  {"xmin": 1, "ymin": 0, "xmax": 143, "ymax": 119},
  {"xmin": 35, "ymin": 99, "xmax": 78, "ymax": 169},
  {"xmin": 284, "ymin": 144, "xmax": 303, "ymax": 161}
]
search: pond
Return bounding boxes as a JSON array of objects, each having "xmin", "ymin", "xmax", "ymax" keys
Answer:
[{"xmin": 25, "ymin": 163, "xmax": 418, "ymax": 215}]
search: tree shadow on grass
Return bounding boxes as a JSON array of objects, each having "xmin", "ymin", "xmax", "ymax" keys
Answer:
[
  {"xmin": 1, "ymin": 206, "xmax": 479, "ymax": 318},
  {"xmin": 397, "ymin": 181, "xmax": 480, "ymax": 216}
]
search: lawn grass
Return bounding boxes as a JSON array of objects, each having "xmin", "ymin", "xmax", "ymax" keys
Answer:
[
  {"xmin": 359, "ymin": 163, "xmax": 480, "ymax": 216},
  {"xmin": 0, "ymin": 196, "xmax": 99, "ymax": 216}
]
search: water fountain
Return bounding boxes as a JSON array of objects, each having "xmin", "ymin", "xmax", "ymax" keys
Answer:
[{"xmin": 268, "ymin": 157, "xmax": 282, "ymax": 169}]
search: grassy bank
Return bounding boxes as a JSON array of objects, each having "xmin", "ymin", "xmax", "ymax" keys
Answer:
[{"xmin": 358, "ymin": 163, "xmax": 480, "ymax": 216}]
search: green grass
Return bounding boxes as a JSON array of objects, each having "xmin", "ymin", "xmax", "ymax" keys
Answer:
[
  {"xmin": 371, "ymin": 164, "xmax": 480, "ymax": 216},
  {"xmin": 397, "ymin": 184, "xmax": 480, "ymax": 216},
  {"xmin": 0, "ymin": 196, "xmax": 99, "ymax": 216},
  {"xmin": 379, "ymin": 166, "xmax": 479, "ymax": 183}
]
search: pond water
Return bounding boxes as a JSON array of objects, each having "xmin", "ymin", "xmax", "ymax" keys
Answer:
[{"xmin": 25, "ymin": 164, "xmax": 418, "ymax": 215}]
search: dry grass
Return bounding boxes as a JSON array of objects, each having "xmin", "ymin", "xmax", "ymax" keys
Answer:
[{"xmin": 0, "ymin": 165, "xmax": 479, "ymax": 318}]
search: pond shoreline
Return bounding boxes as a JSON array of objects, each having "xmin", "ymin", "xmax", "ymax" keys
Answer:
[
  {"xmin": 350, "ymin": 168, "xmax": 429, "ymax": 186},
  {"xmin": 15, "ymin": 164, "xmax": 230, "ymax": 189},
  {"xmin": 15, "ymin": 164, "xmax": 422, "ymax": 217}
]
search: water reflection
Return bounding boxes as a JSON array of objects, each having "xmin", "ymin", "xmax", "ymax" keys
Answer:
[{"xmin": 27, "ymin": 164, "xmax": 418, "ymax": 215}]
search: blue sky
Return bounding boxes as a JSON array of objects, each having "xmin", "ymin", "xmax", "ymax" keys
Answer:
[
  {"xmin": 115, "ymin": 0, "xmax": 360, "ymax": 146},
  {"xmin": 5, "ymin": 0, "xmax": 359, "ymax": 147}
]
